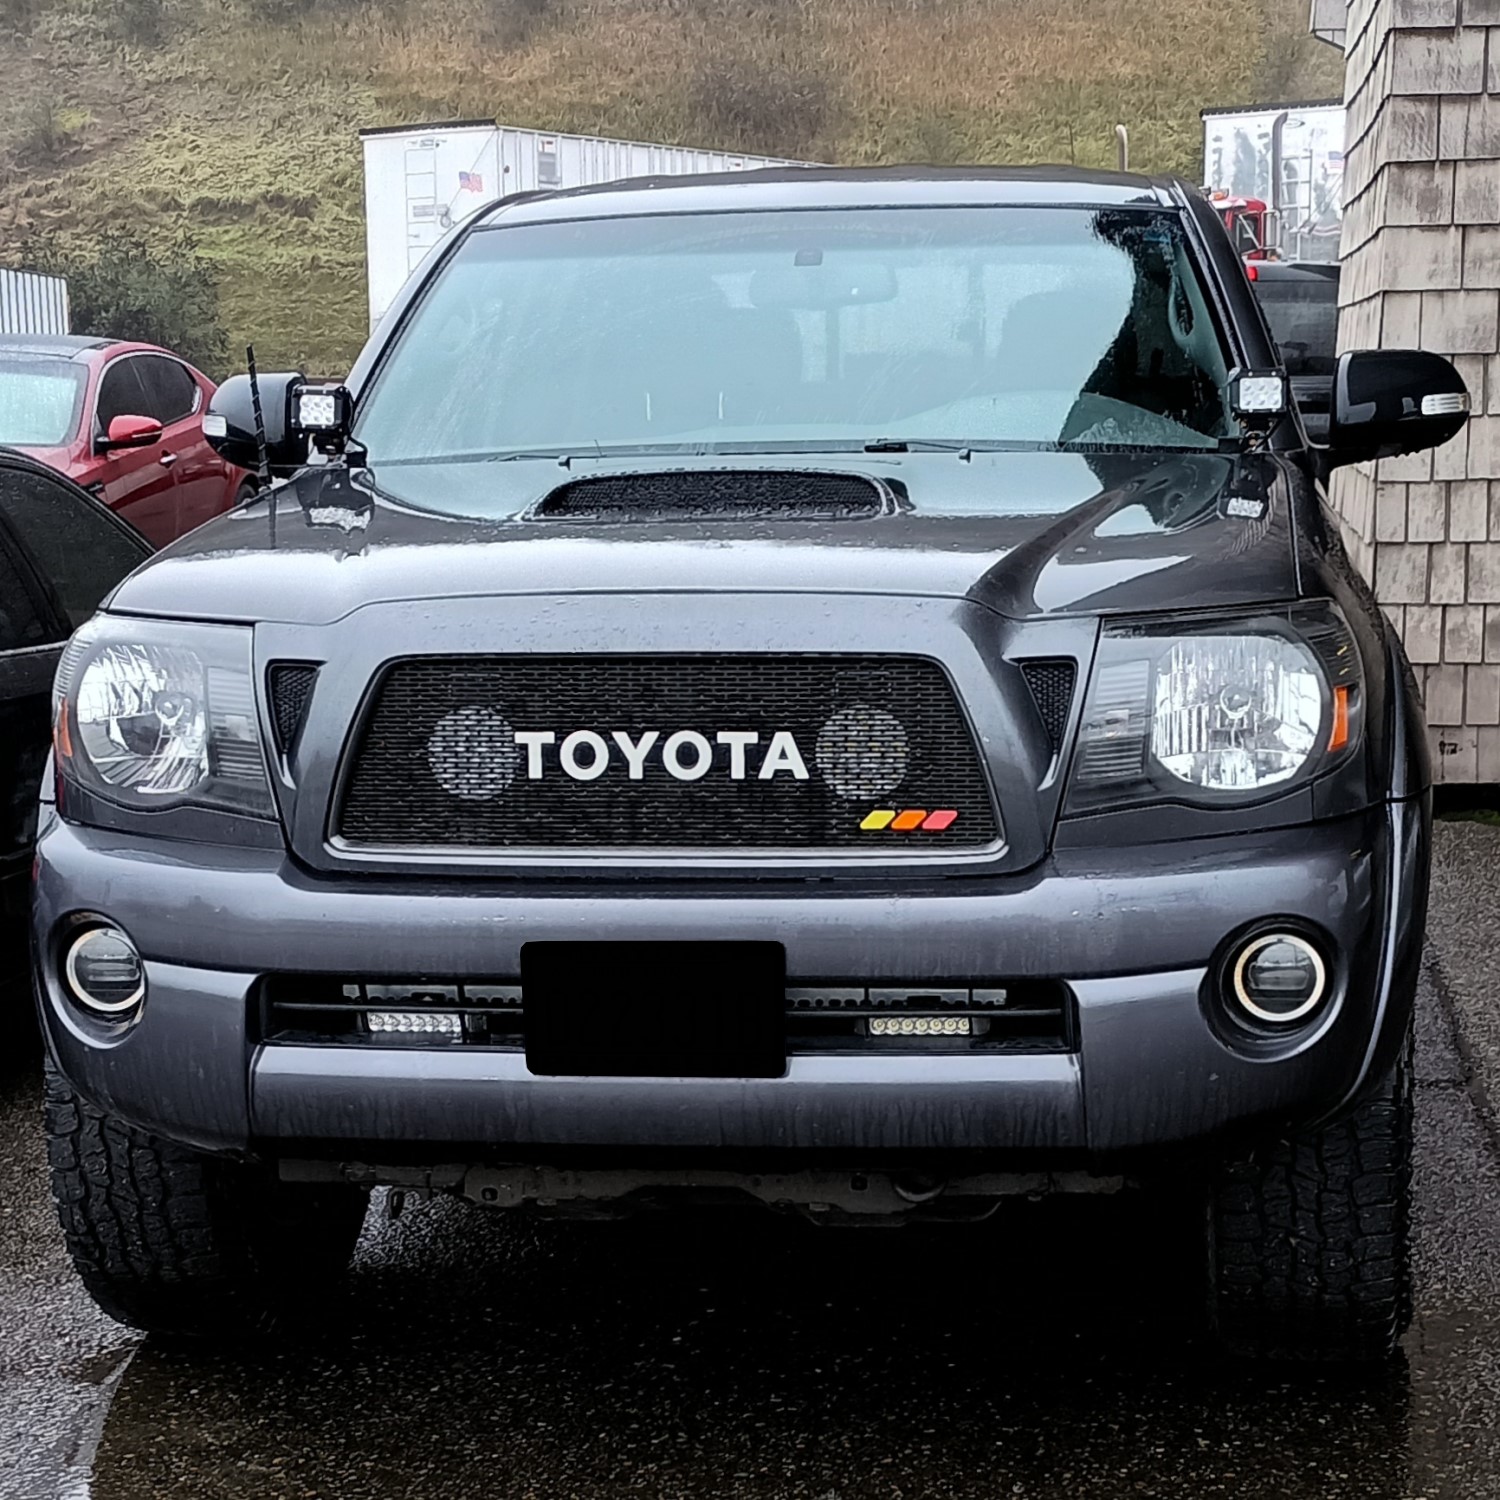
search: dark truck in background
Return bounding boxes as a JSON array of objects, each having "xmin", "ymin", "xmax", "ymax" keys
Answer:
[
  {"xmin": 34, "ymin": 166, "xmax": 1468, "ymax": 1363},
  {"xmin": 1249, "ymin": 261, "xmax": 1341, "ymax": 443}
]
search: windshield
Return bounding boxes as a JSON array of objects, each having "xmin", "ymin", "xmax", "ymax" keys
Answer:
[
  {"xmin": 1255, "ymin": 276, "xmax": 1340, "ymax": 377},
  {"xmin": 0, "ymin": 360, "xmax": 85, "ymax": 447},
  {"xmin": 357, "ymin": 206, "xmax": 1240, "ymax": 469}
]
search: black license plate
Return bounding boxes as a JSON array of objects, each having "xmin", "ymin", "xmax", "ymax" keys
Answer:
[{"xmin": 522, "ymin": 941, "xmax": 787, "ymax": 1079}]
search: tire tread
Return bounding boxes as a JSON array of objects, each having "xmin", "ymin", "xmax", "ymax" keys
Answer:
[
  {"xmin": 1207, "ymin": 1026, "xmax": 1414, "ymax": 1362},
  {"xmin": 44, "ymin": 1062, "xmax": 365, "ymax": 1338}
]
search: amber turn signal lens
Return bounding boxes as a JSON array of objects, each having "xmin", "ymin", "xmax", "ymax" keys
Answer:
[{"xmin": 1328, "ymin": 686, "xmax": 1350, "ymax": 752}]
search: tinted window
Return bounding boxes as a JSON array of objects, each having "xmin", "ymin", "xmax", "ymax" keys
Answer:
[
  {"xmin": 95, "ymin": 358, "xmax": 151, "ymax": 430},
  {"xmin": 1255, "ymin": 277, "xmax": 1340, "ymax": 376},
  {"xmin": 0, "ymin": 359, "xmax": 86, "ymax": 446},
  {"xmin": 0, "ymin": 528, "xmax": 52, "ymax": 651},
  {"xmin": 358, "ymin": 206, "xmax": 1241, "ymax": 507},
  {"xmin": 0, "ymin": 465, "xmax": 148, "ymax": 629},
  {"xmin": 135, "ymin": 355, "xmax": 199, "ymax": 424}
]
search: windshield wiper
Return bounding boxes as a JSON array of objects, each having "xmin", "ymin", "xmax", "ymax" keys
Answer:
[
  {"xmin": 861, "ymin": 437, "xmax": 1232, "ymax": 459},
  {"xmin": 863, "ymin": 438, "xmax": 980, "ymax": 455},
  {"xmin": 1054, "ymin": 437, "xmax": 1238, "ymax": 455}
]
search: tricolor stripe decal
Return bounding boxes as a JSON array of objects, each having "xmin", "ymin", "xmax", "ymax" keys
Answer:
[{"xmin": 860, "ymin": 809, "xmax": 959, "ymax": 832}]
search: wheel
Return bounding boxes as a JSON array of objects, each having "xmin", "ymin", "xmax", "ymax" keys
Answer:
[
  {"xmin": 44, "ymin": 1060, "xmax": 368, "ymax": 1339},
  {"xmin": 233, "ymin": 479, "xmax": 259, "ymax": 506},
  {"xmin": 1205, "ymin": 1023, "xmax": 1414, "ymax": 1362}
]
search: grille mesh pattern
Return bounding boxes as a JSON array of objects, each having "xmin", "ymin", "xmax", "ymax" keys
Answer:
[
  {"xmin": 267, "ymin": 663, "xmax": 319, "ymax": 753},
  {"xmin": 533, "ymin": 471, "xmax": 887, "ymax": 522},
  {"xmin": 1019, "ymin": 660, "xmax": 1077, "ymax": 754},
  {"xmin": 337, "ymin": 656, "xmax": 997, "ymax": 851}
]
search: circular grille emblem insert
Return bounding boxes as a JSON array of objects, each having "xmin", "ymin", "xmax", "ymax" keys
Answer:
[
  {"xmin": 815, "ymin": 705, "xmax": 910, "ymax": 801},
  {"xmin": 426, "ymin": 706, "xmax": 519, "ymax": 801}
]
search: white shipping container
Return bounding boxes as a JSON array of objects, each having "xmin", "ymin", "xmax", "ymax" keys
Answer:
[
  {"xmin": 1201, "ymin": 102, "xmax": 1347, "ymax": 263},
  {"xmin": 360, "ymin": 120, "xmax": 809, "ymax": 330},
  {"xmin": 0, "ymin": 268, "xmax": 69, "ymax": 337}
]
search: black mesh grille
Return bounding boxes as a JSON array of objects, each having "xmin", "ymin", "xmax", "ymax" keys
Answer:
[
  {"xmin": 336, "ymin": 655, "xmax": 997, "ymax": 851},
  {"xmin": 268, "ymin": 663, "xmax": 319, "ymax": 753},
  {"xmin": 533, "ymin": 471, "xmax": 888, "ymax": 522},
  {"xmin": 1019, "ymin": 660, "xmax": 1077, "ymax": 754}
]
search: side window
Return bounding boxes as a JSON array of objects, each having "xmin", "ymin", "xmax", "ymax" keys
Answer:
[
  {"xmin": 0, "ymin": 465, "xmax": 149, "ymax": 630},
  {"xmin": 0, "ymin": 532, "xmax": 51, "ymax": 652},
  {"xmin": 95, "ymin": 358, "xmax": 151, "ymax": 431},
  {"xmin": 136, "ymin": 356, "xmax": 199, "ymax": 425}
]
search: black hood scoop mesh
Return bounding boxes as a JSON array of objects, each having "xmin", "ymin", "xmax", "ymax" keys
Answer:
[{"xmin": 531, "ymin": 470, "xmax": 895, "ymax": 522}]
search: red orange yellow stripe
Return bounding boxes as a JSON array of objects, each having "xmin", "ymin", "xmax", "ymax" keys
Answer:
[{"xmin": 860, "ymin": 809, "xmax": 959, "ymax": 832}]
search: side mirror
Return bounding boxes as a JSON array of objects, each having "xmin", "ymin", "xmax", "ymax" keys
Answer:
[
  {"xmin": 201, "ymin": 371, "xmax": 306, "ymax": 473},
  {"xmin": 1326, "ymin": 349, "xmax": 1470, "ymax": 469},
  {"xmin": 101, "ymin": 413, "xmax": 163, "ymax": 451}
]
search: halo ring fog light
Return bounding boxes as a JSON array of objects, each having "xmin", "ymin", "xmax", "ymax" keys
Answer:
[
  {"xmin": 1231, "ymin": 933, "xmax": 1327, "ymax": 1025},
  {"xmin": 63, "ymin": 927, "xmax": 145, "ymax": 1016}
]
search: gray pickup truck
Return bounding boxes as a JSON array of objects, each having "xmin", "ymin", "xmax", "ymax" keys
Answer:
[{"xmin": 36, "ymin": 167, "xmax": 1467, "ymax": 1361}]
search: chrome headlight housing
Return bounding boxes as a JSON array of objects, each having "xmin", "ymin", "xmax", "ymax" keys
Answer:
[
  {"xmin": 54, "ymin": 617, "xmax": 275, "ymax": 819},
  {"xmin": 1064, "ymin": 603, "xmax": 1363, "ymax": 812}
]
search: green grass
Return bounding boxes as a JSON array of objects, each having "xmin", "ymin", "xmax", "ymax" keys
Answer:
[{"xmin": 0, "ymin": 0, "xmax": 1342, "ymax": 376}]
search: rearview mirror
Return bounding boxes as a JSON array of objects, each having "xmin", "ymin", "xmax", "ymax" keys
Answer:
[
  {"xmin": 101, "ymin": 414, "xmax": 163, "ymax": 451},
  {"xmin": 202, "ymin": 371, "xmax": 306, "ymax": 473},
  {"xmin": 1326, "ymin": 349, "xmax": 1469, "ymax": 469}
]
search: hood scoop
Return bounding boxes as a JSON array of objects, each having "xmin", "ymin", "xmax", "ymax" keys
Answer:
[{"xmin": 531, "ymin": 470, "xmax": 897, "ymax": 523}]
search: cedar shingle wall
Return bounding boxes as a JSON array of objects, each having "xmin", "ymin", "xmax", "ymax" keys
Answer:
[{"xmin": 1331, "ymin": 0, "xmax": 1500, "ymax": 780}]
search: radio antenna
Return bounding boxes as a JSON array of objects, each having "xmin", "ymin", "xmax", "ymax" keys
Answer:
[{"xmin": 246, "ymin": 344, "xmax": 271, "ymax": 488}]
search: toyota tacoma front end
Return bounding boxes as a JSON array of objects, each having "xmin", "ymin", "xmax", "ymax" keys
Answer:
[{"xmin": 34, "ymin": 167, "xmax": 1468, "ymax": 1360}]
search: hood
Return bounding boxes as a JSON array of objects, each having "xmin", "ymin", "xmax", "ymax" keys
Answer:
[
  {"xmin": 13, "ymin": 442, "xmax": 74, "ymax": 472},
  {"xmin": 108, "ymin": 449, "xmax": 1300, "ymax": 626}
]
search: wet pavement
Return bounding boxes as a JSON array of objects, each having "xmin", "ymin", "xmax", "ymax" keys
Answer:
[{"xmin": 3, "ymin": 821, "xmax": 1500, "ymax": 1499}]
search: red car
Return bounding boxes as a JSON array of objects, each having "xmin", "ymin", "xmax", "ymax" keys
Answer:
[{"xmin": 0, "ymin": 335, "xmax": 254, "ymax": 547}]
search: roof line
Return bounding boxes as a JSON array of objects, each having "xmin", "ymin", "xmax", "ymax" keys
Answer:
[
  {"xmin": 1200, "ymin": 99, "xmax": 1344, "ymax": 118},
  {"xmin": 356, "ymin": 117, "xmax": 805, "ymax": 164},
  {"xmin": 359, "ymin": 119, "xmax": 497, "ymax": 138}
]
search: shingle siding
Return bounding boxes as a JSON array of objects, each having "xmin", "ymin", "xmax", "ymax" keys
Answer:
[{"xmin": 1325, "ymin": 0, "xmax": 1500, "ymax": 780}]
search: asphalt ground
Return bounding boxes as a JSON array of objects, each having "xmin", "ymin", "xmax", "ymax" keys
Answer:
[{"xmin": 3, "ymin": 820, "xmax": 1500, "ymax": 1500}]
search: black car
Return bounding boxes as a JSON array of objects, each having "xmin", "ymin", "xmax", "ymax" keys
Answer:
[
  {"xmin": 34, "ymin": 168, "xmax": 1469, "ymax": 1361},
  {"xmin": 0, "ymin": 450, "xmax": 149, "ymax": 976},
  {"xmin": 1249, "ymin": 260, "xmax": 1341, "ymax": 442}
]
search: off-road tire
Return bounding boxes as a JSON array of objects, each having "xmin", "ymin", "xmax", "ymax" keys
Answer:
[
  {"xmin": 44, "ymin": 1061, "xmax": 369, "ymax": 1339},
  {"xmin": 1206, "ymin": 1024, "xmax": 1414, "ymax": 1362}
]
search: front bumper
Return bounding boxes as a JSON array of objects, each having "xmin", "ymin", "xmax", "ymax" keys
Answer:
[{"xmin": 33, "ymin": 799, "xmax": 1427, "ymax": 1164}]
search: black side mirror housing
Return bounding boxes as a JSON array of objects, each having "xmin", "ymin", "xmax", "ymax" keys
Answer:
[
  {"xmin": 202, "ymin": 372, "xmax": 307, "ymax": 473},
  {"xmin": 1326, "ymin": 349, "xmax": 1470, "ymax": 469}
]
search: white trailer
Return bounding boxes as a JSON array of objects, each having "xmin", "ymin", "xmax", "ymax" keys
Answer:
[
  {"xmin": 0, "ymin": 268, "xmax": 69, "ymax": 336},
  {"xmin": 1201, "ymin": 101, "xmax": 1347, "ymax": 262},
  {"xmin": 360, "ymin": 121, "xmax": 808, "ymax": 330}
]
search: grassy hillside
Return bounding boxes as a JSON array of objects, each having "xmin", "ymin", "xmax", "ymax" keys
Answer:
[{"xmin": 0, "ymin": 0, "xmax": 1342, "ymax": 376}]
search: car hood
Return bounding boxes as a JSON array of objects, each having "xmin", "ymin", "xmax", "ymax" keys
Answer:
[
  {"xmin": 12, "ymin": 442, "xmax": 75, "ymax": 472},
  {"xmin": 109, "ymin": 448, "xmax": 1300, "ymax": 626}
]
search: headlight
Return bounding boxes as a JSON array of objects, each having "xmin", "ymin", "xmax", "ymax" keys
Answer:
[
  {"xmin": 55, "ymin": 617, "xmax": 275, "ymax": 819},
  {"xmin": 1065, "ymin": 603, "xmax": 1362, "ymax": 812},
  {"xmin": 74, "ymin": 643, "xmax": 208, "ymax": 796},
  {"xmin": 1151, "ymin": 634, "xmax": 1322, "ymax": 791}
]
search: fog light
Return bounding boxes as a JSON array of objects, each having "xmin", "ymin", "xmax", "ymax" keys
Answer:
[
  {"xmin": 367, "ymin": 1012, "xmax": 462, "ymax": 1037},
  {"xmin": 63, "ymin": 926, "xmax": 144, "ymax": 1017},
  {"xmin": 868, "ymin": 1015, "xmax": 972, "ymax": 1038},
  {"xmin": 1231, "ymin": 933, "xmax": 1327, "ymax": 1024}
]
